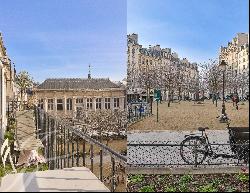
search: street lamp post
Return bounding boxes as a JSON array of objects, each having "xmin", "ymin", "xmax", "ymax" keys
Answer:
[
  {"xmin": 222, "ymin": 68, "xmax": 226, "ymax": 115},
  {"xmin": 219, "ymin": 60, "xmax": 228, "ymax": 122}
]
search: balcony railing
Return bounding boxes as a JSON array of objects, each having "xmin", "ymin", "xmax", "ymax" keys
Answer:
[{"xmin": 34, "ymin": 107, "xmax": 127, "ymax": 192}]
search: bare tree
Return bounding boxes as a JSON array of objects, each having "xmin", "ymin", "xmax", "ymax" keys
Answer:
[
  {"xmin": 199, "ymin": 59, "xmax": 222, "ymax": 107},
  {"xmin": 138, "ymin": 65, "xmax": 157, "ymax": 102},
  {"xmin": 161, "ymin": 63, "xmax": 177, "ymax": 107},
  {"xmin": 236, "ymin": 70, "xmax": 249, "ymax": 99},
  {"xmin": 15, "ymin": 71, "xmax": 34, "ymax": 109},
  {"xmin": 73, "ymin": 109, "xmax": 127, "ymax": 146}
]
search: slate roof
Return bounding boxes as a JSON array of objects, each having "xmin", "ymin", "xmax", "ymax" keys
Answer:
[{"xmin": 37, "ymin": 78, "xmax": 122, "ymax": 90}]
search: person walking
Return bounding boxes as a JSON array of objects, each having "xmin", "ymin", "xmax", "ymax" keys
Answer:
[
  {"xmin": 235, "ymin": 94, "xmax": 239, "ymax": 110},
  {"xmin": 232, "ymin": 94, "xmax": 236, "ymax": 107}
]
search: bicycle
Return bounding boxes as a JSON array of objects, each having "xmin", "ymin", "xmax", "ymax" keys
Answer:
[{"xmin": 180, "ymin": 121, "xmax": 249, "ymax": 165}]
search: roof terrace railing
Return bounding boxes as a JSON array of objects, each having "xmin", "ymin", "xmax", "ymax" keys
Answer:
[{"xmin": 34, "ymin": 106, "xmax": 127, "ymax": 192}]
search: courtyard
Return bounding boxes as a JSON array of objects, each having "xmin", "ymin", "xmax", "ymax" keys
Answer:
[{"xmin": 128, "ymin": 100, "xmax": 249, "ymax": 132}]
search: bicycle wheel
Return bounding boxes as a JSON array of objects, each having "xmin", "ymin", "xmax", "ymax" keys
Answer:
[{"xmin": 180, "ymin": 136, "xmax": 208, "ymax": 165}]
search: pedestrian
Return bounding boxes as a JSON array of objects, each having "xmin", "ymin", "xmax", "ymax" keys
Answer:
[
  {"xmin": 232, "ymin": 95, "xmax": 236, "ymax": 107},
  {"xmin": 235, "ymin": 94, "xmax": 239, "ymax": 110}
]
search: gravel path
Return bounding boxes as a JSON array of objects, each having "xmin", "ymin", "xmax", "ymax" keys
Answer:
[{"xmin": 128, "ymin": 101, "xmax": 249, "ymax": 131}]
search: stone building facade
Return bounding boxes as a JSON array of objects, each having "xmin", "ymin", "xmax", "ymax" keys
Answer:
[
  {"xmin": 0, "ymin": 32, "xmax": 16, "ymax": 141},
  {"xmin": 127, "ymin": 33, "xmax": 199, "ymax": 101},
  {"xmin": 219, "ymin": 33, "xmax": 249, "ymax": 98},
  {"xmin": 34, "ymin": 78, "xmax": 126, "ymax": 118},
  {"xmin": 219, "ymin": 33, "xmax": 249, "ymax": 74}
]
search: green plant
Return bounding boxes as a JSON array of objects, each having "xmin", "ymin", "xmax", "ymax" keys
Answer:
[
  {"xmin": 0, "ymin": 163, "xmax": 49, "ymax": 178},
  {"xmin": 7, "ymin": 118, "xmax": 16, "ymax": 130},
  {"xmin": 180, "ymin": 174, "xmax": 193, "ymax": 184},
  {"xmin": 139, "ymin": 185, "xmax": 155, "ymax": 192},
  {"xmin": 129, "ymin": 174, "xmax": 144, "ymax": 183},
  {"xmin": 0, "ymin": 164, "xmax": 14, "ymax": 177},
  {"xmin": 225, "ymin": 186, "xmax": 236, "ymax": 192},
  {"xmin": 178, "ymin": 174, "xmax": 193, "ymax": 192},
  {"xmin": 198, "ymin": 184, "xmax": 218, "ymax": 192},
  {"xmin": 179, "ymin": 182, "xmax": 188, "ymax": 192},
  {"xmin": 164, "ymin": 186, "xmax": 177, "ymax": 192},
  {"xmin": 37, "ymin": 147, "xmax": 45, "ymax": 156},
  {"xmin": 236, "ymin": 173, "xmax": 249, "ymax": 183},
  {"xmin": 211, "ymin": 178, "xmax": 222, "ymax": 186},
  {"xmin": 4, "ymin": 130, "xmax": 15, "ymax": 143},
  {"xmin": 157, "ymin": 176, "xmax": 164, "ymax": 182}
]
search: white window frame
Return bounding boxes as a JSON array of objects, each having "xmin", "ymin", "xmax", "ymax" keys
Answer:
[
  {"xmin": 76, "ymin": 98, "xmax": 83, "ymax": 104},
  {"xmin": 48, "ymin": 99, "xmax": 54, "ymax": 111},
  {"xmin": 38, "ymin": 99, "xmax": 44, "ymax": 109},
  {"xmin": 67, "ymin": 98, "xmax": 72, "ymax": 110},
  {"xmin": 114, "ymin": 98, "xmax": 120, "ymax": 108},
  {"xmin": 87, "ymin": 98, "xmax": 93, "ymax": 110},
  {"xmin": 57, "ymin": 99, "xmax": 63, "ymax": 111},
  {"xmin": 105, "ymin": 98, "xmax": 111, "ymax": 109},
  {"xmin": 96, "ymin": 98, "xmax": 102, "ymax": 109}
]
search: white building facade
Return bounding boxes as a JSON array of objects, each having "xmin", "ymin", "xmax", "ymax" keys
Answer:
[
  {"xmin": 127, "ymin": 33, "xmax": 199, "ymax": 101},
  {"xmin": 0, "ymin": 33, "xmax": 16, "ymax": 142},
  {"xmin": 219, "ymin": 33, "xmax": 249, "ymax": 98}
]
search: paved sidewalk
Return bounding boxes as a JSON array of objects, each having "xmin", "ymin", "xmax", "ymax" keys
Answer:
[
  {"xmin": 16, "ymin": 110, "xmax": 43, "ymax": 151},
  {"xmin": 0, "ymin": 167, "xmax": 110, "ymax": 192},
  {"xmin": 127, "ymin": 130, "xmax": 247, "ymax": 167}
]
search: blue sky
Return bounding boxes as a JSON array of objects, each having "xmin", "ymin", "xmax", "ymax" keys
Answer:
[
  {"xmin": 1, "ymin": 1, "xmax": 249, "ymax": 83},
  {"xmin": 128, "ymin": 0, "xmax": 249, "ymax": 63},
  {"xmin": 0, "ymin": 0, "xmax": 127, "ymax": 83}
]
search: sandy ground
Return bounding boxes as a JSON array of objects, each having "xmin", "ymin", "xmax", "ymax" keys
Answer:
[{"xmin": 128, "ymin": 100, "xmax": 249, "ymax": 132}]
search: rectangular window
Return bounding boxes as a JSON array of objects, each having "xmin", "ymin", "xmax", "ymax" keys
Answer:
[
  {"xmin": 67, "ymin": 98, "xmax": 72, "ymax": 110},
  {"xmin": 96, "ymin": 98, "xmax": 102, "ymax": 109},
  {"xmin": 76, "ymin": 98, "xmax": 83, "ymax": 104},
  {"xmin": 105, "ymin": 98, "xmax": 111, "ymax": 109},
  {"xmin": 48, "ymin": 99, "xmax": 54, "ymax": 111},
  {"xmin": 38, "ymin": 99, "xmax": 44, "ymax": 109},
  {"xmin": 57, "ymin": 99, "xmax": 63, "ymax": 111},
  {"xmin": 114, "ymin": 98, "xmax": 120, "ymax": 108},
  {"xmin": 87, "ymin": 98, "xmax": 93, "ymax": 110}
]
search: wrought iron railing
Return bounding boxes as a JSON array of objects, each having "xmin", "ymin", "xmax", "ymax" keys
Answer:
[
  {"xmin": 34, "ymin": 107, "xmax": 127, "ymax": 192},
  {"xmin": 127, "ymin": 141, "xmax": 249, "ymax": 168}
]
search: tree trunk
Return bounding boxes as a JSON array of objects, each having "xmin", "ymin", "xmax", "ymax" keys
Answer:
[
  {"xmin": 147, "ymin": 87, "xmax": 150, "ymax": 103},
  {"xmin": 20, "ymin": 90, "xmax": 24, "ymax": 110},
  {"xmin": 178, "ymin": 87, "xmax": 181, "ymax": 102},
  {"xmin": 168, "ymin": 88, "xmax": 171, "ymax": 107},
  {"xmin": 165, "ymin": 86, "xmax": 168, "ymax": 101},
  {"xmin": 171, "ymin": 90, "xmax": 174, "ymax": 103}
]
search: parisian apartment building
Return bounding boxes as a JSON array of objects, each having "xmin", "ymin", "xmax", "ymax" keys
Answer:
[
  {"xmin": 127, "ymin": 33, "xmax": 199, "ymax": 101},
  {"xmin": 219, "ymin": 33, "xmax": 249, "ymax": 74},
  {"xmin": 34, "ymin": 75, "xmax": 126, "ymax": 119},
  {"xmin": 219, "ymin": 33, "xmax": 249, "ymax": 98}
]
